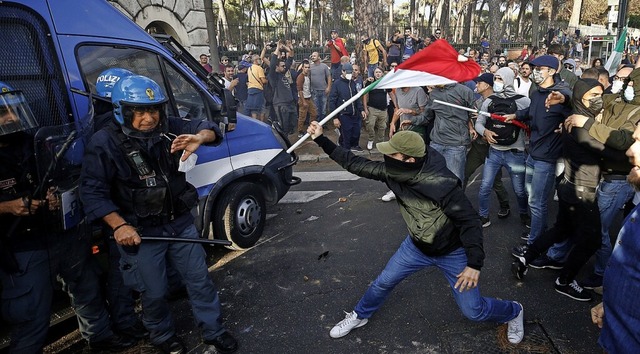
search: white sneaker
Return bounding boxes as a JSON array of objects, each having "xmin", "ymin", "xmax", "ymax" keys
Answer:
[
  {"xmin": 507, "ymin": 302, "xmax": 524, "ymax": 344},
  {"xmin": 329, "ymin": 311, "xmax": 368, "ymax": 338},
  {"xmin": 367, "ymin": 140, "xmax": 373, "ymax": 150},
  {"xmin": 381, "ymin": 190, "xmax": 396, "ymax": 202}
]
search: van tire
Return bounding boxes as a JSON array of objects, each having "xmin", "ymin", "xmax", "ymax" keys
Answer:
[{"xmin": 213, "ymin": 182, "xmax": 265, "ymax": 250}]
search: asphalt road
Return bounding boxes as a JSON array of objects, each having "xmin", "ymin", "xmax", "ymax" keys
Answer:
[{"xmin": 44, "ymin": 155, "xmax": 610, "ymax": 354}]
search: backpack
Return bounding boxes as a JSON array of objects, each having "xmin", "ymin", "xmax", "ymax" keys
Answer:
[{"xmin": 486, "ymin": 94, "xmax": 524, "ymax": 145}]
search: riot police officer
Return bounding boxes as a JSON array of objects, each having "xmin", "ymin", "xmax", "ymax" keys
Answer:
[
  {"xmin": 0, "ymin": 82, "xmax": 133, "ymax": 353},
  {"xmin": 80, "ymin": 75, "xmax": 238, "ymax": 354}
]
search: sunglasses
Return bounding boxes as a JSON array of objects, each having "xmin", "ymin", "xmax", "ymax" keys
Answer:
[
  {"xmin": 435, "ymin": 32, "xmax": 441, "ymax": 34},
  {"xmin": 564, "ymin": 64, "xmax": 574, "ymax": 69}
]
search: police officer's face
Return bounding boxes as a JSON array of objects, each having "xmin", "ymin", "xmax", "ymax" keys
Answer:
[
  {"xmin": 131, "ymin": 106, "xmax": 161, "ymax": 131},
  {"xmin": 0, "ymin": 105, "xmax": 19, "ymax": 126}
]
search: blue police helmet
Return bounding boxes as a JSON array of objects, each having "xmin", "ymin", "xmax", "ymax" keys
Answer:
[
  {"xmin": 0, "ymin": 81, "xmax": 39, "ymax": 136},
  {"xmin": 111, "ymin": 75, "xmax": 168, "ymax": 125},
  {"xmin": 95, "ymin": 68, "xmax": 134, "ymax": 98}
]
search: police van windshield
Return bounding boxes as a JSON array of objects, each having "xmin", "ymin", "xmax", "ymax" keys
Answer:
[{"xmin": 77, "ymin": 45, "xmax": 218, "ymax": 123}]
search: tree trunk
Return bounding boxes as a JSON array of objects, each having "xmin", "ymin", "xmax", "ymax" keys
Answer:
[
  {"xmin": 309, "ymin": 0, "xmax": 314, "ymax": 43},
  {"xmin": 204, "ymin": 0, "xmax": 220, "ymax": 67},
  {"xmin": 217, "ymin": 0, "xmax": 230, "ymax": 42},
  {"xmin": 488, "ymin": 0, "xmax": 501, "ymax": 55},
  {"xmin": 515, "ymin": 0, "xmax": 528, "ymax": 41},
  {"xmin": 463, "ymin": 1, "xmax": 473, "ymax": 43},
  {"xmin": 354, "ymin": 0, "xmax": 381, "ymax": 66},
  {"xmin": 410, "ymin": 0, "xmax": 417, "ymax": 28},
  {"xmin": 568, "ymin": 0, "xmax": 582, "ymax": 31},
  {"xmin": 531, "ymin": 0, "xmax": 540, "ymax": 47},
  {"xmin": 475, "ymin": 0, "xmax": 487, "ymax": 39},
  {"xmin": 282, "ymin": 0, "xmax": 290, "ymax": 37},
  {"xmin": 439, "ymin": 0, "xmax": 450, "ymax": 34}
]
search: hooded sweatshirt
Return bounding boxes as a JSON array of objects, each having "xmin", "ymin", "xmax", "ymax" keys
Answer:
[
  {"xmin": 582, "ymin": 68, "xmax": 640, "ymax": 175},
  {"xmin": 475, "ymin": 67, "xmax": 531, "ymax": 151},
  {"xmin": 562, "ymin": 79, "xmax": 626, "ymax": 189}
]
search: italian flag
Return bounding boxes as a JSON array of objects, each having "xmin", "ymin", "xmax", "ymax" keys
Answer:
[
  {"xmin": 604, "ymin": 27, "xmax": 627, "ymax": 76},
  {"xmin": 369, "ymin": 39, "xmax": 481, "ymax": 90},
  {"xmin": 287, "ymin": 40, "xmax": 481, "ymax": 153}
]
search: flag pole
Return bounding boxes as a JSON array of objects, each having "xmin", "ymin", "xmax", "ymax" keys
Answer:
[
  {"xmin": 286, "ymin": 77, "xmax": 383, "ymax": 154},
  {"xmin": 433, "ymin": 99, "xmax": 529, "ymax": 131}
]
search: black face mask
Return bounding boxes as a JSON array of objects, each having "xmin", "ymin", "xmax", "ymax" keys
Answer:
[
  {"xmin": 588, "ymin": 97, "xmax": 603, "ymax": 114},
  {"xmin": 383, "ymin": 154, "xmax": 424, "ymax": 182}
]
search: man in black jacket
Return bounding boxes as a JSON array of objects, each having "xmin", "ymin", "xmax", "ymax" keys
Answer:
[{"xmin": 306, "ymin": 122, "xmax": 524, "ymax": 345}]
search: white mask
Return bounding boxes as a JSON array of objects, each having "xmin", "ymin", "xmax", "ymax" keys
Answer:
[
  {"xmin": 493, "ymin": 82, "xmax": 504, "ymax": 93},
  {"xmin": 624, "ymin": 86, "xmax": 635, "ymax": 102},
  {"xmin": 345, "ymin": 74, "xmax": 353, "ymax": 80},
  {"xmin": 611, "ymin": 80, "xmax": 624, "ymax": 94}
]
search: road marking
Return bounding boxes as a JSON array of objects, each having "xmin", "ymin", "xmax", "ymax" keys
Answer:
[
  {"xmin": 279, "ymin": 190, "xmax": 332, "ymax": 203},
  {"xmin": 295, "ymin": 171, "xmax": 360, "ymax": 182}
]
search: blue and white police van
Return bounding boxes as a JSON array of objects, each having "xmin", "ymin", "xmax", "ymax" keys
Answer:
[{"xmin": 0, "ymin": 0, "xmax": 300, "ymax": 250}]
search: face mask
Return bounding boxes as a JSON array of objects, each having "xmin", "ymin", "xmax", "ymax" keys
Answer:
[
  {"xmin": 532, "ymin": 70, "xmax": 545, "ymax": 84},
  {"xmin": 493, "ymin": 82, "xmax": 504, "ymax": 93},
  {"xmin": 624, "ymin": 86, "xmax": 635, "ymax": 102},
  {"xmin": 345, "ymin": 74, "xmax": 352, "ymax": 80},
  {"xmin": 611, "ymin": 80, "xmax": 624, "ymax": 94},
  {"xmin": 587, "ymin": 97, "xmax": 603, "ymax": 113}
]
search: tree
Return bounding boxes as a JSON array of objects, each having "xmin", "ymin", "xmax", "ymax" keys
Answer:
[
  {"xmin": 353, "ymin": 0, "xmax": 381, "ymax": 65},
  {"xmin": 488, "ymin": 0, "xmax": 501, "ymax": 53}
]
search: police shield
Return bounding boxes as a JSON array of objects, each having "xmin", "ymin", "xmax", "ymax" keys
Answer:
[{"xmin": 34, "ymin": 123, "xmax": 85, "ymax": 230}]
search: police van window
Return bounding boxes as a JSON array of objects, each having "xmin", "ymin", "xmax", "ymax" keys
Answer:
[
  {"xmin": 77, "ymin": 45, "xmax": 211, "ymax": 121},
  {"xmin": 162, "ymin": 63, "xmax": 210, "ymax": 121}
]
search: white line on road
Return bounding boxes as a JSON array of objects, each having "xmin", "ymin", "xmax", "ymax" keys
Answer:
[
  {"xmin": 279, "ymin": 190, "xmax": 332, "ymax": 203},
  {"xmin": 295, "ymin": 171, "xmax": 360, "ymax": 182}
]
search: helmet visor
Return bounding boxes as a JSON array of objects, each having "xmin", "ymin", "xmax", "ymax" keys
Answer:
[{"xmin": 0, "ymin": 91, "xmax": 38, "ymax": 136}]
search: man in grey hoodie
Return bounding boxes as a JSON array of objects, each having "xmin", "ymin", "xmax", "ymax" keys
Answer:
[
  {"xmin": 422, "ymin": 82, "xmax": 476, "ymax": 184},
  {"xmin": 475, "ymin": 67, "xmax": 531, "ymax": 228}
]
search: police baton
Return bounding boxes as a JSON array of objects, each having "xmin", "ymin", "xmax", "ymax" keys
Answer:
[{"xmin": 110, "ymin": 236, "xmax": 232, "ymax": 246}]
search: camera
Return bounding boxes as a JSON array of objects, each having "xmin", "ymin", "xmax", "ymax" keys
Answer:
[{"xmin": 267, "ymin": 41, "xmax": 278, "ymax": 49}]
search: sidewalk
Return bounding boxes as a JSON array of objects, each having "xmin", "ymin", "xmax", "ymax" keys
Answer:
[{"xmin": 290, "ymin": 125, "xmax": 384, "ymax": 162}]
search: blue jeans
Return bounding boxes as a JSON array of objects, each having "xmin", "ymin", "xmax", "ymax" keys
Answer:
[
  {"xmin": 593, "ymin": 179, "xmax": 634, "ymax": 276},
  {"xmin": 338, "ymin": 114, "xmax": 362, "ymax": 149},
  {"xmin": 430, "ymin": 142, "xmax": 466, "ymax": 185},
  {"xmin": 525, "ymin": 156, "xmax": 556, "ymax": 244},
  {"xmin": 354, "ymin": 237, "xmax": 519, "ymax": 323},
  {"xmin": 478, "ymin": 148, "xmax": 528, "ymax": 217},
  {"xmin": 367, "ymin": 63, "xmax": 377, "ymax": 78},
  {"xmin": 311, "ymin": 89, "xmax": 328, "ymax": 121},
  {"xmin": 118, "ymin": 224, "xmax": 225, "ymax": 345},
  {"xmin": 1, "ymin": 235, "xmax": 113, "ymax": 353}
]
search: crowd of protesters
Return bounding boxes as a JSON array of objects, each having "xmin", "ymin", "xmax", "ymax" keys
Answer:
[{"xmin": 197, "ymin": 26, "xmax": 640, "ymax": 352}]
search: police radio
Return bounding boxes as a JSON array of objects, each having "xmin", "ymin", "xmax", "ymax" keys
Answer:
[{"xmin": 126, "ymin": 150, "xmax": 157, "ymax": 187}]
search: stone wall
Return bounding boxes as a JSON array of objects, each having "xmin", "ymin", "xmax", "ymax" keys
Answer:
[{"xmin": 108, "ymin": 0, "xmax": 208, "ymax": 58}]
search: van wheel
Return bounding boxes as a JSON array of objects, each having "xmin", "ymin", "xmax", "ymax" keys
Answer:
[{"xmin": 213, "ymin": 182, "xmax": 265, "ymax": 250}]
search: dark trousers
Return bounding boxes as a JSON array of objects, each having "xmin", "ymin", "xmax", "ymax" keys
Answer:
[
  {"xmin": 338, "ymin": 113, "xmax": 362, "ymax": 149},
  {"xmin": 524, "ymin": 179, "xmax": 601, "ymax": 282},
  {"xmin": 464, "ymin": 139, "xmax": 509, "ymax": 207},
  {"xmin": 1, "ymin": 234, "xmax": 113, "ymax": 352}
]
